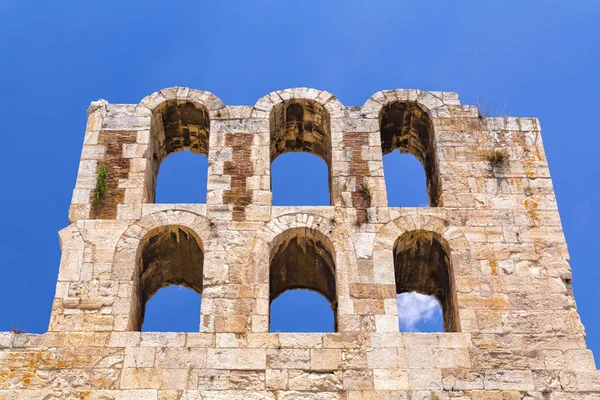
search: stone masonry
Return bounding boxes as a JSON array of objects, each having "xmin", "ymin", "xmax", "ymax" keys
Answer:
[{"xmin": 1, "ymin": 87, "xmax": 599, "ymax": 399}]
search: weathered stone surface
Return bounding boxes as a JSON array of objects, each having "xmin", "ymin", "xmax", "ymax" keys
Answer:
[{"xmin": 4, "ymin": 86, "xmax": 597, "ymax": 398}]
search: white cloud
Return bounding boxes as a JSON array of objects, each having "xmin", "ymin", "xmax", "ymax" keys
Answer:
[{"xmin": 397, "ymin": 292, "xmax": 441, "ymax": 331}]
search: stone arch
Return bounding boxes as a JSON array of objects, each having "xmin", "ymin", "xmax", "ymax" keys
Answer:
[
  {"xmin": 269, "ymin": 227, "xmax": 337, "ymax": 329},
  {"xmin": 362, "ymin": 89, "xmax": 453, "ymax": 119},
  {"xmin": 130, "ymin": 224, "xmax": 204, "ymax": 331},
  {"xmin": 111, "ymin": 210, "xmax": 214, "ymax": 330},
  {"xmin": 362, "ymin": 90, "xmax": 445, "ymax": 207},
  {"xmin": 254, "ymin": 88, "xmax": 347, "ymax": 205},
  {"xmin": 113, "ymin": 209, "xmax": 213, "ymax": 282},
  {"xmin": 258, "ymin": 213, "xmax": 358, "ymax": 323},
  {"xmin": 137, "ymin": 88, "xmax": 227, "ymax": 203},
  {"xmin": 379, "ymin": 100, "xmax": 440, "ymax": 206},
  {"xmin": 137, "ymin": 87, "xmax": 227, "ymax": 120},
  {"xmin": 253, "ymin": 88, "xmax": 346, "ymax": 121},
  {"xmin": 373, "ymin": 212, "xmax": 470, "ymax": 332},
  {"xmin": 261, "ymin": 213, "xmax": 356, "ymax": 267}
]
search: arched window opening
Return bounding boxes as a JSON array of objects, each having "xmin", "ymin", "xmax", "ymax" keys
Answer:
[
  {"xmin": 142, "ymin": 285, "xmax": 201, "ymax": 332},
  {"xmin": 270, "ymin": 289, "xmax": 335, "ymax": 332},
  {"xmin": 393, "ymin": 230, "xmax": 459, "ymax": 332},
  {"xmin": 380, "ymin": 101, "xmax": 440, "ymax": 206},
  {"xmin": 270, "ymin": 100, "xmax": 332, "ymax": 205},
  {"xmin": 155, "ymin": 150, "xmax": 208, "ymax": 203},
  {"xmin": 269, "ymin": 228, "xmax": 337, "ymax": 332},
  {"xmin": 146, "ymin": 101, "xmax": 210, "ymax": 203},
  {"xmin": 130, "ymin": 226, "xmax": 204, "ymax": 331},
  {"xmin": 272, "ymin": 153, "xmax": 329, "ymax": 206},
  {"xmin": 382, "ymin": 151, "xmax": 428, "ymax": 207}
]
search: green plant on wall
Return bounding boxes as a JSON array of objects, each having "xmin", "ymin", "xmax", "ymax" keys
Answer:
[{"xmin": 94, "ymin": 163, "xmax": 108, "ymax": 204}]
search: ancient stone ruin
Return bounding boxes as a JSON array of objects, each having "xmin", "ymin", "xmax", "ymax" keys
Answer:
[{"xmin": 1, "ymin": 87, "xmax": 599, "ymax": 399}]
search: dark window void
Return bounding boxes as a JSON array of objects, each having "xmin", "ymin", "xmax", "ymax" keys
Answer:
[
  {"xmin": 269, "ymin": 228, "xmax": 337, "ymax": 332},
  {"xmin": 142, "ymin": 286, "xmax": 201, "ymax": 332},
  {"xmin": 271, "ymin": 153, "xmax": 330, "ymax": 206},
  {"xmin": 393, "ymin": 230, "xmax": 459, "ymax": 332},
  {"xmin": 155, "ymin": 150, "xmax": 208, "ymax": 203},
  {"xmin": 146, "ymin": 101, "xmax": 210, "ymax": 203},
  {"xmin": 130, "ymin": 226, "xmax": 204, "ymax": 331},
  {"xmin": 383, "ymin": 152, "xmax": 429, "ymax": 207},
  {"xmin": 270, "ymin": 289, "xmax": 335, "ymax": 332},
  {"xmin": 270, "ymin": 99, "xmax": 332, "ymax": 205},
  {"xmin": 380, "ymin": 101, "xmax": 440, "ymax": 206}
]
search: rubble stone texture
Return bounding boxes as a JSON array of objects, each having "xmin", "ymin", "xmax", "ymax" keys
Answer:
[{"xmin": 1, "ymin": 86, "xmax": 599, "ymax": 399}]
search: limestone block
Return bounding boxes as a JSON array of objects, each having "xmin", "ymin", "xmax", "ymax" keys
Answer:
[
  {"xmin": 279, "ymin": 334, "xmax": 323, "ymax": 348},
  {"xmin": 288, "ymin": 370, "xmax": 343, "ymax": 391},
  {"xmin": 201, "ymin": 391, "xmax": 275, "ymax": 400},
  {"xmin": 229, "ymin": 370, "xmax": 266, "ymax": 390},
  {"xmin": 121, "ymin": 368, "xmax": 162, "ymax": 389},
  {"xmin": 154, "ymin": 348, "xmax": 206, "ymax": 368},
  {"xmin": 267, "ymin": 349, "xmax": 311, "ymax": 369},
  {"xmin": 367, "ymin": 347, "xmax": 399, "ymax": 369},
  {"xmin": 277, "ymin": 392, "xmax": 340, "ymax": 400},
  {"xmin": 483, "ymin": 370, "xmax": 535, "ymax": 391},
  {"xmin": 343, "ymin": 369, "xmax": 374, "ymax": 390},
  {"xmin": 407, "ymin": 368, "xmax": 443, "ymax": 390},
  {"xmin": 310, "ymin": 349, "xmax": 342, "ymax": 371},
  {"xmin": 206, "ymin": 348, "xmax": 266, "ymax": 370},
  {"xmin": 117, "ymin": 390, "xmax": 158, "ymax": 400},
  {"xmin": 266, "ymin": 369, "xmax": 287, "ymax": 390}
]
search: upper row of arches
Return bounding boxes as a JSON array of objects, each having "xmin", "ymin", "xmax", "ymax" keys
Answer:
[
  {"xmin": 142, "ymin": 88, "xmax": 442, "ymax": 207},
  {"xmin": 135, "ymin": 87, "xmax": 458, "ymax": 120}
]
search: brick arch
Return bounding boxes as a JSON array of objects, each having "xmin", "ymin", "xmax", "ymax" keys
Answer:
[
  {"xmin": 373, "ymin": 212, "xmax": 471, "ymax": 331},
  {"xmin": 137, "ymin": 87, "xmax": 228, "ymax": 120}
]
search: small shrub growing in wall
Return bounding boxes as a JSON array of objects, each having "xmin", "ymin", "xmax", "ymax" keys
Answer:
[
  {"xmin": 482, "ymin": 149, "xmax": 509, "ymax": 167},
  {"xmin": 357, "ymin": 182, "xmax": 372, "ymax": 207},
  {"xmin": 94, "ymin": 163, "xmax": 109, "ymax": 204},
  {"xmin": 475, "ymin": 98, "xmax": 490, "ymax": 119},
  {"xmin": 475, "ymin": 98, "xmax": 507, "ymax": 119}
]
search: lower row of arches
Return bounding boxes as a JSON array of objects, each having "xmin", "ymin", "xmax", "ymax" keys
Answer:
[{"xmin": 128, "ymin": 224, "xmax": 460, "ymax": 334}]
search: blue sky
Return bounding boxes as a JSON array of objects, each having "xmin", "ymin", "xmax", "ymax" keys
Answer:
[{"xmin": 0, "ymin": 0, "xmax": 598, "ymax": 357}]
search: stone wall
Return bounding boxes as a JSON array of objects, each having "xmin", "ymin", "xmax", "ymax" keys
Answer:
[{"xmin": 1, "ymin": 87, "xmax": 598, "ymax": 399}]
